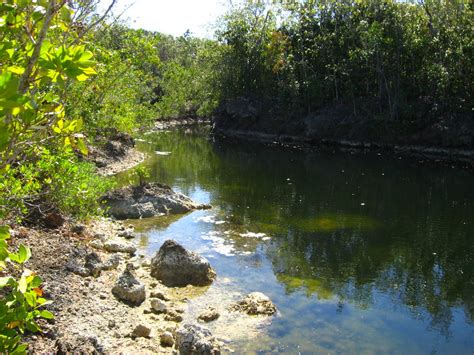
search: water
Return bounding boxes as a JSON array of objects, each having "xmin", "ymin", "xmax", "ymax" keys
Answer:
[{"xmin": 122, "ymin": 126, "xmax": 473, "ymax": 354}]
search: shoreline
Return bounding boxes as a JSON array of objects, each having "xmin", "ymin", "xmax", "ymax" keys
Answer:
[{"xmin": 212, "ymin": 127, "xmax": 474, "ymax": 169}]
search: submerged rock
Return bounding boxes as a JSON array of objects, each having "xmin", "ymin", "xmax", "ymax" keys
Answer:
[
  {"xmin": 112, "ymin": 264, "xmax": 146, "ymax": 306},
  {"xmin": 150, "ymin": 240, "xmax": 216, "ymax": 287},
  {"xmin": 198, "ymin": 307, "xmax": 220, "ymax": 323},
  {"xmin": 103, "ymin": 182, "xmax": 212, "ymax": 219},
  {"xmin": 175, "ymin": 324, "xmax": 221, "ymax": 354},
  {"xmin": 229, "ymin": 292, "xmax": 277, "ymax": 315}
]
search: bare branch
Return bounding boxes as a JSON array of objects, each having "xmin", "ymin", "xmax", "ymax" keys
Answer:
[{"xmin": 72, "ymin": 0, "xmax": 117, "ymax": 44}]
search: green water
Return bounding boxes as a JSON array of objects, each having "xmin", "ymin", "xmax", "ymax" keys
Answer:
[{"xmin": 120, "ymin": 126, "xmax": 473, "ymax": 354}]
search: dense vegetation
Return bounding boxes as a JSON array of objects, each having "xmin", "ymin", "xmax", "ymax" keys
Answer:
[{"xmin": 217, "ymin": 0, "xmax": 472, "ymax": 121}]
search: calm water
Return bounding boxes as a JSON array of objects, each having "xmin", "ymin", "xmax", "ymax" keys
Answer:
[{"xmin": 120, "ymin": 126, "xmax": 473, "ymax": 354}]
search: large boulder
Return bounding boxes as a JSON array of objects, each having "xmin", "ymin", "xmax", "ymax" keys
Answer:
[
  {"xmin": 112, "ymin": 264, "xmax": 146, "ymax": 306},
  {"xmin": 175, "ymin": 324, "xmax": 221, "ymax": 355},
  {"xmin": 150, "ymin": 240, "xmax": 216, "ymax": 287},
  {"xmin": 103, "ymin": 182, "xmax": 211, "ymax": 219},
  {"xmin": 229, "ymin": 292, "xmax": 277, "ymax": 315}
]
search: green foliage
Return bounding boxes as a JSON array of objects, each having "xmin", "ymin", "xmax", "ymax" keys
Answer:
[
  {"xmin": 216, "ymin": 0, "xmax": 473, "ymax": 120},
  {"xmin": 0, "ymin": 150, "xmax": 114, "ymax": 221},
  {"xmin": 65, "ymin": 24, "xmax": 160, "ymax": 135},
  {"xmin": 0, "ymin": 227, "xmax": 51, "ymax": 354},
  {"xmin": 129, "ymin": 165, "xmax": 151, "ymax": 186},
  {"xmin": 155, "ymin": 35, "xmax": 222, "ymax": 119}
]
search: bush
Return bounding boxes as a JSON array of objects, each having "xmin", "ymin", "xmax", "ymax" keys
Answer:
[
  {"xmin": 0, "ymin": 150, "xmax": 114, "ymax": 222},
  {"xmin": 0, "ymin": 227, "xmax": 52, "ymax": 354}
]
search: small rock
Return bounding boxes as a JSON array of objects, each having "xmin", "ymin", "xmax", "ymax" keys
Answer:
[
  {"xmin": 84, "ymin": 252, "xmax": 102, "ymax": 277},
  {"xmin": 150, "ymin": 291, "xmax": 170, "ymax": 301},
  {"xmin": 104, "ymin": 240, "xmax": 137, "ymax": 254},
  {"xmin": 89, "ymin": 239, "xmax": 103, "ymax": 249},
  {"xmin": 172, "ymin": 305, "xmax": 186, "ymax": 314},
  {"xmin": 160, "ymin": 331, "xmax": 175, "ymax": 347},
  {"xmin": 150, "ymin": 298, "xmax": 167, "ymax": 314},
  {"xmin": 71, "ymin": 223, "xmax": 86, "ymax": 234},
  {"xmin": 165, "ymin": 310, "xmax": 183, "ymax": 322},
  {"xmin": 118, "ymin": 229, "xmax": 136, "ymax": 239},
  {"xmin": 112, "ymin": 264, "xmax": 146, "ymax": 306},
  {"xmin": 99, "ymin": 292, "xmax": 107, "ymax": 300},
  {"xmin": 132, "ymin": 324, "xmax": 151, "ymax": 338},
  {"xmin": 108, "ymin": 320, "xmax": 116, "ymax": 329},
  {"xmin": 198, "ymin": 307, "xmax": 220, "ymax": 322},
  {"xmin": 101, "ymin": 254, "xmax": 121, "ymax": 270},
  {"xmin": 229, "ymin": 292, "xmax": 276, "ymax": 315}
]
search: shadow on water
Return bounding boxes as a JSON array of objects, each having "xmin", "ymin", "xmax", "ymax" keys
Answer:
[{"xmin": 119, "ymin": 125, "xmax": 474, "ymax": 353}]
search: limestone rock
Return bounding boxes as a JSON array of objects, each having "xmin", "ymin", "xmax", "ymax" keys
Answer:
[
  {"xmin": 103, "ymin": 240, "xmax": 136, "ymax": 254},
  {"xmin": 150, "ymin": 298, "xmax": 167, "ymax": 314},
  {"xmin": 198, "ymin": 307, "xmax": 220, "ymax": 323},
  {"xmin": 132, "ymin": 324, "xmax": 151, "ymax": 338},
  {"xmin": 175, "ymin": 324, "xmax": 221, "ymax": 354},
  {"xmin": 160, "ymin": 331, "xmax": 175, "ymax": 347},
  {"xmin": 101, "ymin": 254, "xmax": 121, "ymax": 270},
  {"xmin": 229, "ymin": 292, "xmax": 276, "ymax": 315},
  {"xmin": 150, "ymin": 240, "xmax": 216, "ymax": 287},
  {"xmin": 112, "ymin": 264, "xmax": 146, "ymax": 306},
  {"xmin": 103, "ymin": 182, "xmax": 211, "ymax": 219}
]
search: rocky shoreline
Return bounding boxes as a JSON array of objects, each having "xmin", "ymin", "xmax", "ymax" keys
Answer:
[
  {"xmin": 85, "ymin": 130, "xmax": 145, "ymax": 176},
  {"xmin": 17, "ymin": 217, "xmax": 276, "ymax": 353},
  {"xmin": 16, "ymin": 127, "xmax": 277, "ymax": 354}
]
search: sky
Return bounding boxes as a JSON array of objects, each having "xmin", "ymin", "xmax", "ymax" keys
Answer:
[{"xmin": 100, "ymin": 0, "xmax": 230, "ymax": 38}]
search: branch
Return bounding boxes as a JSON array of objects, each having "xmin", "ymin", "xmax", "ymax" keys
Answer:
[
  {"xmin": 72, "ymin": 0, "xmax": 117, "ymax": 44},
  {"xmin": 19, "ymin": 0, "xmax": 67, "ymax": 93}
]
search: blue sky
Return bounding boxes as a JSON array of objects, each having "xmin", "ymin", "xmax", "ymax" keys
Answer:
[{"xmin": 99, "ymin": 0, "xmax": 229, "ymax": 38}]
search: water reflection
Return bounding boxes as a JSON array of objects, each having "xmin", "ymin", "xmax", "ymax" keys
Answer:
[{"xmin": 119, "ymin": 126, "xmax": 473, "ymax": 352}]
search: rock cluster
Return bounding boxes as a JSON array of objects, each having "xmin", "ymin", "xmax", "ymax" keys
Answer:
[
  {"xmin": 150, "ymin": 240, "xmax": 216, "ymax": 287},
  {"xmin": 66, "ymin": 251, "xmax": 121, "ymax": 277}
]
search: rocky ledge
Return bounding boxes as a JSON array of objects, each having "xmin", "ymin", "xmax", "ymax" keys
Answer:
[{"xmin": 103, "ymin": 182, "xmax": 211, "ymax": 219}]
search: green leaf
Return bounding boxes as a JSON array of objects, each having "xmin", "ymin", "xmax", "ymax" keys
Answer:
[
  {"xmin": 0, "ymin": 225, "xmax": 10, "ymax": 240},
  {"xmin": 76, "ymin": 137, "xmax": 88, "ymax": 155},
  {"xmin": 0, "ymin": 276, "xmax": 14, "ymax": 287},
  {"xmin": 30, "ymin": 276, "xmax": 42, "ymax": 288},
  {"xmin": 18, "ymin": 275, "xmax": 27, "ymax": 293},
  {"xmin": 18, "ymin": 245, "xmax": 31, "ymax": 264},
  {"xmin": 24, "ymin": 292, "xmax": 36, "ymax": 307},
  {"xmin": 8, "ymin": 252, "xmax": 20, "ymax": 263},
  {"xmin": 39, "ymin": 310, "xmax": 54, "ymax": 319}
]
